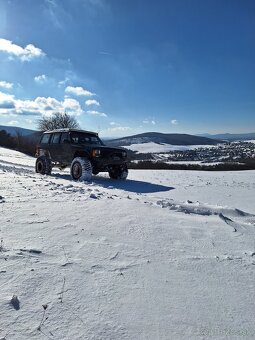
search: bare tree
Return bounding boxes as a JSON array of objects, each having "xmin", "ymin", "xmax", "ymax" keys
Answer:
[{"xmin": 38, "ymin": 112, "xmax": 80, "ymax": 131}]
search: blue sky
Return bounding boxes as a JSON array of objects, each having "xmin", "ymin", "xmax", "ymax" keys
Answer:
[{"xmin": 0, "ymin": 0, "xmax": 254, "ymax": 137}]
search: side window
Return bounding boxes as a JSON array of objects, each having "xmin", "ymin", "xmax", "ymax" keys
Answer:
[
  {"xmin": 60, "ymin": 132, "xmax": 69, "ymax": 143},
  {"xmin": 41, "ymin": 133, "xmax": 51, "ymax": 144},
  {"xmin": 51, "ymin": 133, "xmax": 61, "ymax": 144},
  {"xmin": 79, "ymin": 136, "xmax": 90, "ymax": 144},
  {"xmin": 71, "ymin": 134, "xmax": 79, "ymax": 143}
]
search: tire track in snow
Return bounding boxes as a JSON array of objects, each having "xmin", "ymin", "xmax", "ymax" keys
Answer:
[{"xmin": 0, "ymin": 162, "xmax": 34, "ymax": 175}]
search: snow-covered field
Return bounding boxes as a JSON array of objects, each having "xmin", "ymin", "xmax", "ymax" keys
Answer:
[
  {"xmin": 126, "ymin": 142, "xmax": 218, "ymax": 154},
  {"xmin": 233, "ymin": 140, "xmax": 255, "ymax": 144},
  {"xmin": 0, "ymin": 147, "xmax": 255, "ymax": 339}
]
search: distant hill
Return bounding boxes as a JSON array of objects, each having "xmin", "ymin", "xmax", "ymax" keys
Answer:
[
  {"xmin": 106, "ymin": 132, "xmax": 222, "ymax": 147},
  {"xmin": 0, "ymin": 125, "xmax": 36, "ymax": 136},
  {"xmin": 198, "ymin": 132, "xmax": 255, "ymax": 141}
]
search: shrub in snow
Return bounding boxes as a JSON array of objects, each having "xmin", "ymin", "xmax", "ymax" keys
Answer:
[{"xmin": 10, "ymin": 295, "xmax": 20, "ymax": 310}]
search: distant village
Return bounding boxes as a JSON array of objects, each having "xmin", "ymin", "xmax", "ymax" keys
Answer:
[{"xmin": 128, "ymin": 141, "xmax": 255, "ymax": 170}]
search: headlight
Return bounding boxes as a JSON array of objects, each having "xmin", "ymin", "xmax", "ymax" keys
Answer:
[
  {"xmin": 122, "ymin": 151, "xmax": 127, "ymax": 158},
  {"xmin": 92, "ymin": 149, "xmax": 101, "ymax": 157}
]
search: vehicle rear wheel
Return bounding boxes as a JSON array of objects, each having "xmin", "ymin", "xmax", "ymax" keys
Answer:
[
  {"xmin": 70, "ymin": 157, "xmax": 92, "ymax": 181},
  {"xmin": 35, "ymin": 156, "xmax": 52, "ymax": 175},
  {"xmin": 109, "ymin": 165, "xmax": 128, "ymax": 180}
]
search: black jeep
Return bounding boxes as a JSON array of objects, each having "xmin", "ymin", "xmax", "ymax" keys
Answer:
[{"xmin": 35, "ymin": 128, "xmax": 128, "ymax": 181}]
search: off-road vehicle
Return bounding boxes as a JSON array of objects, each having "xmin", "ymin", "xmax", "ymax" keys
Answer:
[{"xmin": 35, "ymin": 128, "xmax": 128, "ymax": 181}]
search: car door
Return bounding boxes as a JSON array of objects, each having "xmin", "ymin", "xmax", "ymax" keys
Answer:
[
  {"xmin": 49, "ymin": 132, "xmax": 62, "ymax": 161},
  {"xmin": 59, "ymin": 132, "xmax": 72, "ymax": 164}
]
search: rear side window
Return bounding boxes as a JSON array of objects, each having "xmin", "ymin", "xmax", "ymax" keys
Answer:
[
  {"xmin": 41, "ymin": 133, "xmax": 51, "ymax": 144},
  {"xmin": 51, "ymin": 132, "xmax": 61, "ymax": 144},
  {"xmin": 60, "ymin": 132, "xmax": 69, "ymax": 143}
]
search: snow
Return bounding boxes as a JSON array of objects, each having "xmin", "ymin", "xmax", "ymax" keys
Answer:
[
  {"xmin": 244, "ymin": 139, "xmax": 255, "ymax": 143},
  {"xmin": 0, "ymin": 147, "xmax": 255, "ymax": 339},
  {"xmin": 0, "ymin": 147, "xmax": 35, "ymax": 168},
  {"xmin": 126, "ymin": 142, "xmax": 218, "ymax": 153}
]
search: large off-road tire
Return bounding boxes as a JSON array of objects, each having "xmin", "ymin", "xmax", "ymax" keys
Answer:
[
  {"xmin": 109, "ymin": 165, "xmax": 128, "ymax": 180},
  {"xmin": 35, "ymin": 156, "xmax": 52, "ymax": 175},
  {"xmin": 70, "ymin": 157, "xmax": 92, "ymax": 181}
]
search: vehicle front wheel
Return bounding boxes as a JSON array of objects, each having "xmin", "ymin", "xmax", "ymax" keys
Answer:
[
  {"xmin": 35, "ymin": 156, "xmax": 52, "ymax": 175},
  {"xmin": 70, "ymin": 157, "xmax": 92, "ymax": 181},
  {"xmin": 109, "ymin": 165, "xmax": 128, "ymax": 180}
]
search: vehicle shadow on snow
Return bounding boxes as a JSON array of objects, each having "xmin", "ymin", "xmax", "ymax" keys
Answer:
[
  {"xmin": 52, "ymin": 173, "xmax": 174, "ymax": 194},
  {"xmin": 94, "ymin": 176, "xmax": 174, "ymax": 193}
]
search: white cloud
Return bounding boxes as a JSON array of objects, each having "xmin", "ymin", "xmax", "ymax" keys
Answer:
[
  {"xmin": 0, "ymin": 38, "xmax": 45, "ymax": 61},
  {"xmin": 85, "ymin": 99, "xmax": 100, "ymax": 106},
  {"xmin": 0, "ymin": 91, "xmax": 15, "ymax": 109},
  {"xmin": 151, "ymin": 120, "xmax": 156, "ymax": 125},
  {"xmin": 63, "ymin": 98, "xmax": 84, "ymax": 115},
  {"xmin": 171, "ymin": 119, "xmax": 178, "ymax": 125},
  {"xmin": 0, "ymin": 92, "xmax": 84, "ymax": 117},
  {"xmin": 0, "ymin": 81, "xmax": 13, "ymax": 89},
  {"xmin": 34, "ymin": 74, "xmax": 47, "ymax": 84},
  {"xmin": 87, "ymin": 110, "xmax": 107, "ymax": 117},
  {"xmin": 110, "ymin": 122, "xmax": 119, "ymax": 126},
  {"xmin": 65, "ymin": 86, "xmax": 95, "ymax": 96},
  {"xmin": 14, "ymin": 97, "xmax": 58, "ymax": 116}
]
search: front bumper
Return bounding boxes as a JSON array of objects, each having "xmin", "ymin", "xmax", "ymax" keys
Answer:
[{"xmin": 92, "ymin": 157, "xmax": 128, "ymax": 171}]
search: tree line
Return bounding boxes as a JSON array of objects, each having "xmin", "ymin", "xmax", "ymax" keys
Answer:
[{"xmin": 0, "ymin": 113, "xmax": 80, "ymax": 156}]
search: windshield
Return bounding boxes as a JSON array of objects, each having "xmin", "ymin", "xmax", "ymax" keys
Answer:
[{"xmin": 70, "ymin": 132, "xmax": 104, "ymax": 146}]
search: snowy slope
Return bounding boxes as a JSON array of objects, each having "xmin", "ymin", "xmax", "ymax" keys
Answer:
[
  {"xmin": 0, "ymin": 147, "xmax": 255, "ymax": 340},
  {"xmin": 107, "ymin": 132, "xmax": 221, "ymax": 147}
]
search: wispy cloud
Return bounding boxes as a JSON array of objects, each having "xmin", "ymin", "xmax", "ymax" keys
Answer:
[
  {"xmin": 65, "ymin": 86, "xmax": 95, "ymax": 96},
  {"xmin": 44, "ymin": 0, "xmax": 72, "ymax": 31},
  {"xmin": 8, "ymin": 120, "xmax": 19, "ymax": 126},
  {"xmin": 58, "ymin": 77, "xmax": 70, "ymax": 87},
  {"xmin": 108, "ymin": 126, "xmax": 131, "ymax": 132},
  {"xmin": 25, "ymin": 118, "xmax": 33, "ymax": 124},
  {"xmin": 0, "ymin": 81, "xmax": 13, "ymax": 89},
  {"xmin": 44, "ymin": 0, "xmax": 109, "ymax": 31},
  {"xmin": 87, "ymin": 110, "xmax": 107, "ymax": 117},
  {"xmin": 85, "ymin": 99, "xmax": 100, "ymax": 106},
  {"xmin": 0, "ymin": 38, "xmax": 45, "ymax": 61},
  {"xmin": 143, "ymin": 119, "xmax": 156, "ymax": 125},
  {"xmin": 34, "ymin": 74, "xmax": 48, "ymax": 84},
  {"xmin": 99, "ymin": 51, "xmax": 112, "ymax": 56},
  {"xmin": 171, "ymin": 119, "xmax": 178, "ymax": 125}
]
